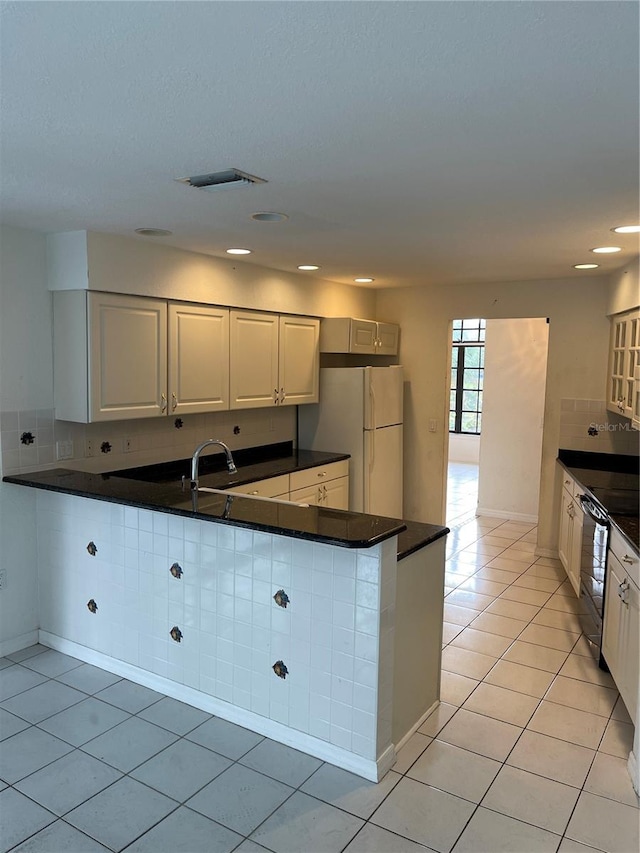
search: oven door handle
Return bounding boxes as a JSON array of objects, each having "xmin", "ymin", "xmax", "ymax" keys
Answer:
[{"xmin": 578, "ymin": 495, "xmax": 609, "ymax": 527}]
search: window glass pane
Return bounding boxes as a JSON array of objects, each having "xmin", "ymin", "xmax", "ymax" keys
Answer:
[
  {"xmin": 479, "ymin": 319, "xmax": 486, "ymax": 329},
  {"xmin": 479, "ymin": 348, "xmax": 485, "ymax": 367},
  {"xmin": 465, "ymin": 347, "xmax": 481, "ymax": 368},
  {"xmin": 476, "ymin": 413, "xmax": 482, "ymax": 432},
  {"xmin": 450, "ymin": 390, "xmax": 457, "ymax": 409},
  {"xmin": 461, "ymin": 412, "xmax": 478, "ymax": 433},
  {"xmin": 452, "ymin": 348, "xmax": 458, "ymax": 367},
  {"xmin": 462, "ymin": 328, "xmax": 480, "ymax": 342},
  {"xmin": 452, "ymin": 328, "xmax": 462, "ymax": 343},
  {"xmin": 451, "ymin": 369, "xmax": 457, "ymax": 389},
  {"xmin": 463, "ymin": 390, "xmax": 479, "ymax": 410},
  {"xmin": 464, "ymin": 369, "xmax": 480, "ymax": 390},
  {"xmin": 478, "ymin": 372, "xmax": 484, "ymax": 391},
  {"xmin": 462, "ymin": 318, "xmax": 481, "ymax": 329},
  {"xmin": 449, "ymin": 411, "xmax": 457, "ymax": 431},
  {"xmin": 479, "ymin": 328, "xmax": 486, "ymax": 342},
  {"xmin": 453, "ymin": 320, "xmax": 463, "ymax": 329}
]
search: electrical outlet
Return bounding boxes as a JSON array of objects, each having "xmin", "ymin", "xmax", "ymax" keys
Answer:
[
  {"xmin": 0, "ymin": 568, "xmax": 6, "ymax": 590},
  {"xmin": 56, "ymin": 440, "xmax": 74, "ymax": 461},
  {"xmin": 85, "ymin": 439, "xmax": 94, "ymax": 457},
  {"xmin": 123, "ymin": 437, "xmax": 133, "ymax": 453},
  {"xmin": 429, "ymin": 419, "xmax": 437, "ymax": 432}
]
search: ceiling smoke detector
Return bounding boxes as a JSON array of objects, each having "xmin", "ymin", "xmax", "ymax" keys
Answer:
[{"xmin": 176, "ymin": 168, "xmax": 267, "ymax": 191}]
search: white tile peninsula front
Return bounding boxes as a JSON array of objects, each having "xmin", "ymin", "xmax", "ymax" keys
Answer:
[{"xmin": 32, "ymin": 490, "xmax": 407, "ymax": 780}]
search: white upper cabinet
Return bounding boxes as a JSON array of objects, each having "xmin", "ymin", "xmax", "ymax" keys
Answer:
[
  {"xmin": 607, "ymin": 307, "xmax": 640, "ymax": 419},
  {"xmin": 168, "ymin": 303, "xmax": 229, "ymax": 415},
  {"xmin": 229, "ymin": 310, "xmax": 280, "ymax": 409},
  {"xmin": 278, "ymin": 315, "xmax": 320, "ymax": 405},
  {"xmin": 229, "ymin": 310, "xmax": 319, "ymax": 409},
  {"xmin": 54, "ymin": 294, "xmax": 319, "ymax": 421},
  {"xmin": 54, "ymin": 291, "xmax": 168, "ymax": 423},
  {"xmin": 319, "ymin": 317, "xmax": 399, "ymax": 355}
]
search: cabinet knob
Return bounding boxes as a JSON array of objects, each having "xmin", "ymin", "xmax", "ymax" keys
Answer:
[
  {"xmin": 618, "ymin": 579, "xmax": 630, "ymax": 603},
  {"xmin": 622, "ymin": 554, "xmax": 634, "ymax": 564},
  {"xmin": 273, "ymin": 389, "xmax": 279, "ymax": 405},
  {"xmin": 317, "ymin": 471, "xmax": 327, "ymax": 478},
  {"xmin": 280, "ymin": 387, "xmax": 285, "ymax": 403},
  {"xmin": 161, "ymin": 393, "xmax": 167, "ymax": 413},
  {"xmin": 172, "ymin": 393, "xmax": 177, "ymax": 412}
]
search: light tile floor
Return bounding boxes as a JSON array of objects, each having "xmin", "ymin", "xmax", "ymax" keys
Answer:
[
  {"xmin": 1, "ymin": 490, "xmax": 639, "ymax": 851},
  {"xmin": 446, "ymin": 462, "xmax": 479, "ymax": 526}
]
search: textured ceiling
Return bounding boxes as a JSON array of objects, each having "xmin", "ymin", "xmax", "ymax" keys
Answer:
[{"xmin": 1, "ymin": 1, "xmax": 638, "ymax": 289}]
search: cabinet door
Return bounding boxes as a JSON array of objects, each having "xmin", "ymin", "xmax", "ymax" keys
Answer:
[
  {"xmin": 607, "ymin": 315, "xmax": 628, "ymax": 416},
  {"xmin": 624, "ymin": 310, "xmax": 640, "ymax": 421},
  {"xmin": 278, "ymin": 315, "xmax": 319, "ymax": 405},
  {"xmin": 603, "ymin": 555, "xmax": 639, "ymax": 722},
  {"xmin": 376, "ymin": 322, "xmax": 399, "ymax": 355},
  {"xmin": 289, "ymin": 483, "xmax": 321, "ymax": 506},
  {"xmin": 322, "ymin": 476, "xmax": 349, "ymax": 510},
  {"xmin": 89, "ymin": 293, "xmax": 167, "ymax": 421},
  {"xmin": 168, "ymin": 303, "xmax": 229, "ymax": 415},
  {"xmin": 567, "ymin": 502, "xmax": 583, "ymax": 596},
  {"xmin": 349, "ymin": 319, "xmax": 377, "ymax": 353},
  {"xmin": 558, "ymin": 486, "xmax": 573, "ymax": 574},
  {"xmin": 229, "ymin": 310, "xmax": 279, "ymax": 409}
]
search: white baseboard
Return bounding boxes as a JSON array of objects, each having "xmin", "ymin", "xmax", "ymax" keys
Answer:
[
  {"xmin": 475, "ymin": 507, "xmax": 538, "ymax": 524},
  {"xmin": 394, "ymin": 699, "xmax": 439, "ymax": 754},
  {"xmin": 0, "ymin": 629, "xmax": 39, "ymax": 658},
  {"xmin": 39, "ymin": 631, "xmax": 390, "ymax": 782},
  {"xmin": 535, "ymin": 547, "xmax": 559, "ymax": 559}
]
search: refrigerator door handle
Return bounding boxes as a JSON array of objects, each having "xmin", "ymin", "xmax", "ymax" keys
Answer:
[
  {"xmin": 369, "ymin": 383, "xmax": 376, "ymax": 430},
  {"xmin": 369, "ymin": 426, "xmax": 375, "ymax": 469}
]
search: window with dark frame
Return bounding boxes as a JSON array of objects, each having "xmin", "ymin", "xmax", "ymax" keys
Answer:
[{"xmin": 450, "ymin": 318, "xmax": 485, "ymax": 434}]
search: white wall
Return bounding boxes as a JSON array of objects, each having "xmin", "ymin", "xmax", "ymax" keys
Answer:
[
  {"xmin": 375, "ymin": 275, "xmax": 611, "ymax": 553},
  {"xmin": 448, "ymin": 433, "xmax": 480, "ymax": 464},
  {"xmin": 0, "ymin": 226, "xmax": 53, "ymax": 651},
  {"xmin": 49, "ymin": 231, "xmax": 377, "ymax": 319},
  {"xmin": 607, "ymin": 256, "xmax": 639, "ymax": 316},
  {"xmin": 477, "ymin": 318, "xmax": 549, "ymax": 522}
]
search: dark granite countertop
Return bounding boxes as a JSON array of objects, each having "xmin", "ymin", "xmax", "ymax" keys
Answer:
[
  {"xmin": 397, "ymin": 521, "xmax": 450, "ymax": 561},
  {"xmin": 557, "ymin": 450, "xmax": 639, "ymax": 552},
  {"xmin": 3, "ymin": 442, "xmax": 410, "ymax": 548}
]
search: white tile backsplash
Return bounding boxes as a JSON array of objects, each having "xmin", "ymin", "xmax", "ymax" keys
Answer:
[
  {"xmin": 1, "ymin": 405, "xmax": 295, "ymax": 476},
  {"xmin": 559, "ymin": 399, "xmax": 638, "ymax": 455}
]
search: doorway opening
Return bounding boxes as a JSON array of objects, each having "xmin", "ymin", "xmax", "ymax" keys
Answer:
[
  {"xmin": 446, "ymin": 317, "xmax": 549, "ymax": 528},
  {"xmin": 446, "ymin": 318, "xmax": 485, "ymax": 525}
]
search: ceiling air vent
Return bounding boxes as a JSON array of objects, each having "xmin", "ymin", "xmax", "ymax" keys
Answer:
[{"xmin": 176, "ymin": 168, "xmax": 267, "ymax": 191}]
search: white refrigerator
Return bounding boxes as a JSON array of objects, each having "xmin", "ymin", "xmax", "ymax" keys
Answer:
[{"xmin": 298, "ymin": 366, "xmax": 403, "ymax": 517}]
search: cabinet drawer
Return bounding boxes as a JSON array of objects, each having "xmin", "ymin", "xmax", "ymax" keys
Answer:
[
  {"xmin": 227, "ymin": 474, "xmax": 290, "ymax": 498},
  {"xmin": 289, "ymin": 460, "xmax": 349, "ymax": 491},
  {"xmin": 609, "ymin": 526, "xmax": 639, "ymax": 587}
]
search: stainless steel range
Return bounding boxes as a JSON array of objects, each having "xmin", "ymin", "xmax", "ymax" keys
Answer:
[{"xmin": 577, "ymin": 486, "xmax": 639, "ymax": 668}]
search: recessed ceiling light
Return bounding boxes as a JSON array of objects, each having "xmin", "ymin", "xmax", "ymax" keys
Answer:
[
  {"xmin": 591, "ymin": 246, "xmax": 622, "ymax": 254},
  {"xmin": 134, "ymin": 228, "xmax": 172, "ymax": 237},
  {"xmin": 251, "ymin": 212, "xmax": 289, "ymax": 222},
  {"xmin": 611, "ymin": 225, "xmax": 640, "ymax": 234},
  {"xmin": 298, "ymin": 264, "xmax": 320, "ymax": 271},
  {"xmin": 573, "ymin": 263, "xmax": 600, "ymax": 270},
  {"xmin": 226, "ymin": 248, "xmax": 252, "ymax": 255},
  {"xmin": 354, "ymin": 277, "xmax": 374, "ymax": 283}
]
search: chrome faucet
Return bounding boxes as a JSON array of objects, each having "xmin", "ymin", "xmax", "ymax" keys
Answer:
[{"xmin": 190, "ymin": 439, "xmax": 237, "ymax": 490}]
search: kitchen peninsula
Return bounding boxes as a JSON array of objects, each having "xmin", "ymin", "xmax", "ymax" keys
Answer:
[{"xmin": 3, "ymin": 448, "xmax": 448, "ymax": 782}]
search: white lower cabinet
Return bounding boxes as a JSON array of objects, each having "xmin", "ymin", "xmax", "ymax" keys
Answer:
[
  {"xmin": 225, "ymin": 473, "xmax": 290, "ymax": 499},
  {"xmin": 227, "ymin": 460, "xmax": 350, "ymax": 509},
  {"xmin": 289, "ymin": 460, "xmax": 350, "ymax": 509},
  {"xmin": 557, "ymin": 469, "xmax": 582, "ymax": 595},
  {"xmin": 602, "ymin": 528, "xmax": 639, "ymax": 723}
]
